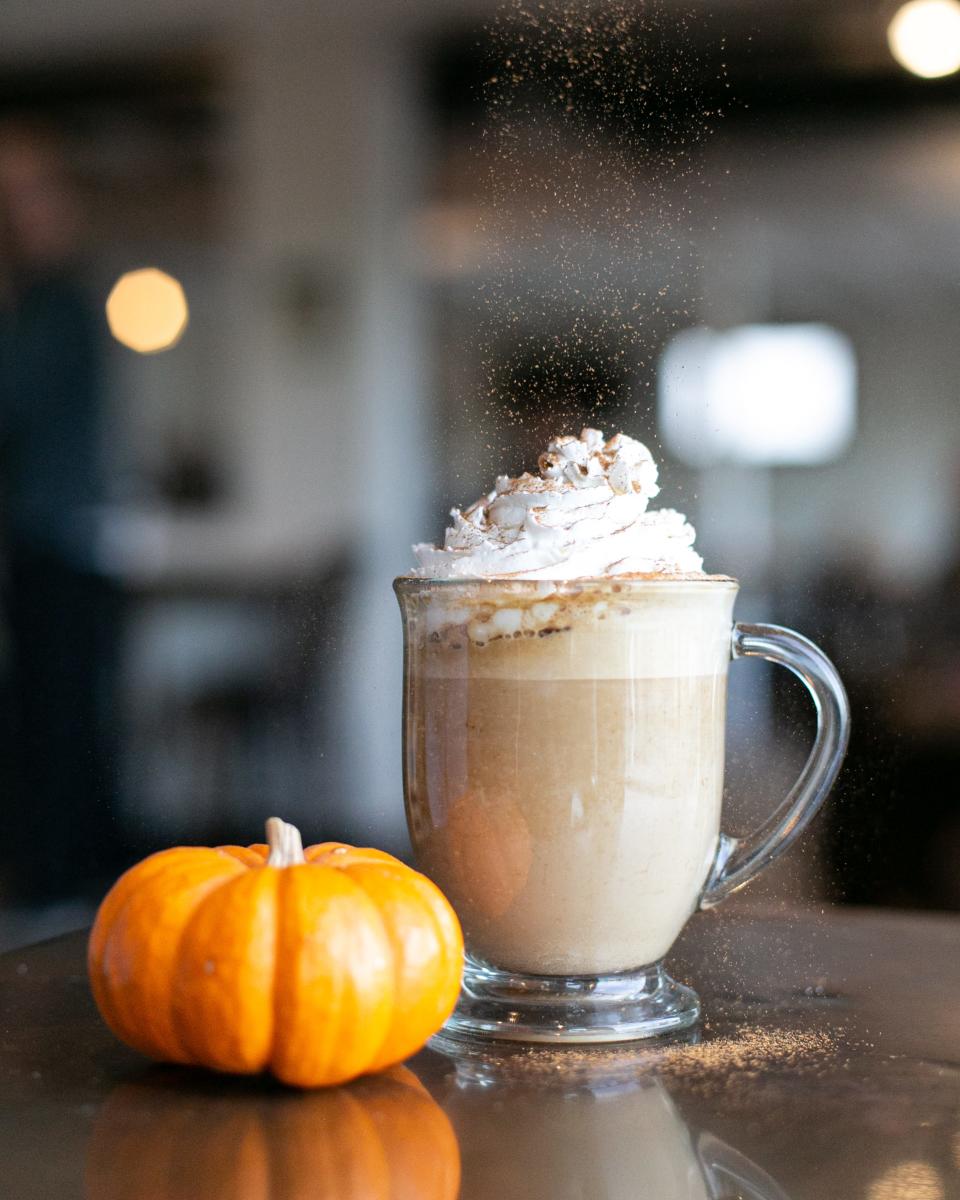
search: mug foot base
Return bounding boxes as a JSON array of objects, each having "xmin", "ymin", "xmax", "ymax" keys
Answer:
[{"xmin": 434, "ymin": 958, "xmax": 700, "ymax": 1046}]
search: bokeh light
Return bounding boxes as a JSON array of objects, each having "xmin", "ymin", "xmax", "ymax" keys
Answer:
[
  {"xmin": 888, "ymin": 0, "xmax": 960, "ymax": 78},
  {"xmin": 658, "ymin": 323, "xmax": 857, "ymax": 467},
  {"xmin": 106, "ymin": 267, "xmax": 189, "ymax": 353}
]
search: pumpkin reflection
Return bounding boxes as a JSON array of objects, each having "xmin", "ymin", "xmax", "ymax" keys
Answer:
[{"xmin": 86, "ymin": 1064, "xmax": 460, "ymax": 1200}]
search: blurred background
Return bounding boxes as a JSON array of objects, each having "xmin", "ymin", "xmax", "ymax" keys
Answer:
[{"xmin": 2, "ymin": 0, "xmax": 960, "ymax": 948}]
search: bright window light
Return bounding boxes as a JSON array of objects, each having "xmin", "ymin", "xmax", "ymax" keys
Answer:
[
  {"xmin": 658, "ymin": 324, "xmax": 857, "ymax": 467},
  {"xmin": 888, "ymin": 0, "xmax": 960, "ymax": 79},
  {"xmin": 106, "ymin": 267, "xmax": 189, "ymax": 354}
]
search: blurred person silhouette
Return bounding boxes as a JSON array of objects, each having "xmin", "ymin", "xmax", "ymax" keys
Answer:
[{"xmin": 0, "ymin": 120, "xmax": 123, "ymax": 906}]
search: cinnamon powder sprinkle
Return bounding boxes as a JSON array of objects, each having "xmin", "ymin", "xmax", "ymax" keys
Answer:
[
  {"xmin": 656, "ymin": 1026, "xmax": 838, "ymax": 1078},
  {"xmin": 442, "ymin": 1024, "xmax": 842, "ymax": 1086}
]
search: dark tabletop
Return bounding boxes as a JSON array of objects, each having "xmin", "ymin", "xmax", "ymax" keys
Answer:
[{"xmin": 3, "ymin": 906, "xmax": 960, "ymax": 1200}]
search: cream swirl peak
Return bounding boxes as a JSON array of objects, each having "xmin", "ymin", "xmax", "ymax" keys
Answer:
[{"xmin": 412, "ymin": 428, "xmax": 704, "ymax": 580}]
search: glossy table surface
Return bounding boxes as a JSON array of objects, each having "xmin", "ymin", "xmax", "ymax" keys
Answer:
[{"xmin": 3, "ymin": 906, "xmax": 959, "ymax": 1200}]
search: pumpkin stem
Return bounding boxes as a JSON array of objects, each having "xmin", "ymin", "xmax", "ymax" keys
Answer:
[{"xmin": 265, "ymin": 817, "xmax": 306, "ymax": 867}]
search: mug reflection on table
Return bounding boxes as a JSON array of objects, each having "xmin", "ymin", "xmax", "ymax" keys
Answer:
[{"xmin": 442, "ymin": 1049, "xmax": 790, "ymax": 1200}]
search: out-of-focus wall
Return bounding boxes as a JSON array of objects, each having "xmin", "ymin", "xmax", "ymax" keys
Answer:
[
  {"xmin": 3, "ymin": 0, "xmax": 960, "ymax": 922},
  {"xmin": 228, "ymin": 12, "xmax": 434, "ymax": 840},
  {"xmin": 696, "ymin": 114, "xmax": 960, "ymax": 587},
  {"xmin": 1, "ymin": 1, "xmax": 441, "ymax": 846}
]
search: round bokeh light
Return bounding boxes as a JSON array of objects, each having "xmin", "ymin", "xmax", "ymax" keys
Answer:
[
  {"xmin": 888, "ymin": 0, "xmax": 960, "ymax": 78},
  {"xmin": 106, "ymin": 267, "xmax": 189, "ymax": 354}
]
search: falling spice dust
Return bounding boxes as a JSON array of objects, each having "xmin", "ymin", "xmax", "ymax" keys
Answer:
[{"xmin": 468, "ymin": 0, "xmax": 731, "ymax": 475}]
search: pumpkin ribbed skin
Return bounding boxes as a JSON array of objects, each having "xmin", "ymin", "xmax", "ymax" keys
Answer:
[{"xmin": 88, "ymin": 824, "xmax": 464, "ymax": 1088}]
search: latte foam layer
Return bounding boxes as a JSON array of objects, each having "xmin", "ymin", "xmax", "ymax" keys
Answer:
[{"xmin": 411, "ymin": 581, "xmax": 736, "ymax": 679}]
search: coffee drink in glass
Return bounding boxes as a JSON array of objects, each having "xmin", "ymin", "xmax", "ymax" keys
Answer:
[{"xmin": 396, "ymin": 430, "xmax": 848, "ymax": 1042}]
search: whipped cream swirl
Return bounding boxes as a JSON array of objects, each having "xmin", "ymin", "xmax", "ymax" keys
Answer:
[{"xmin": 412, "ymin": 428, "xmax": 704, "ymax": 580}]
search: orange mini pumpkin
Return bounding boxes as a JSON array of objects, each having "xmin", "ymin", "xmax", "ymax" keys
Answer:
[{"xmin": 88, "ymin": 818, "xmax": 464, "ymax": 1088}]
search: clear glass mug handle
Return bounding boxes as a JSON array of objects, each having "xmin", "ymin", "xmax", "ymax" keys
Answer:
[{"xmin": 700, "ymin": 622, "xmax": 851, "ymax": 909}]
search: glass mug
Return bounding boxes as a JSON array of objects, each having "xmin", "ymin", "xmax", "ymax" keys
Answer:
[{"xmin": 394, "ymin": 577, "xmax": 849, "ymax": 1043}]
